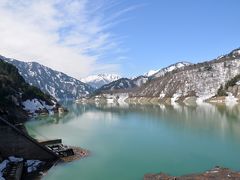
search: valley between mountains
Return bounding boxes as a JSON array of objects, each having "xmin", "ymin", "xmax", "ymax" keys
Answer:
[{"xmin": 2, "ymin": 48, "xmax": 240, "ymax": 107}]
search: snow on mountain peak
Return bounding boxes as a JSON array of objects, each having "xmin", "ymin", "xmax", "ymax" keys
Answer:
[
  {"xmin": 80, "ymin": 74, "xmax": 121, "ymax": 89},
  {"xmin": 231, "ymin": 48, "xmax": 240, "ymax": 56},
  {"xmin": 151, "ymin": 62, "xmax": 192, "ymax": 78},
  {"xmin": 144, "ymin": 70, "xmax": 160, "ymax": 77}
]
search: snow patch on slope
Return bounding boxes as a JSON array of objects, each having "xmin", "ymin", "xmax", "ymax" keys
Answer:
[
  {"xmin": 0, "ymin": 156, "xmax": 43, "ymax": 179},
  {"xmin": 22, "ymin": 99, "xmax": 54, "ymax": 114},
  {"xmin": 225, "ymin": 93, "xmax": 238, "ymax": 107},
  {"xmin": 26, "ymin": 160, "xmax": 43, "ymax": 173},
  {"xmin": 144, "ymin": 70, "xmax": 159, "ymax": 77},
  {"xmin": 3, "ymin": 57, "xmax": 93, "ymax": 100},
  {"xmin": 152, "ymin": 62, "xmax": 192, "ymax": 78}
]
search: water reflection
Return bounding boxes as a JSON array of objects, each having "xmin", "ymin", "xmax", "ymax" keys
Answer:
[
  {"xmin": 32, "ymin": 102, "xmax": 240, "ymax": 139},
  {"xmin": 25, "ymin": 102, "xmax": 240, "ymax": 179}
]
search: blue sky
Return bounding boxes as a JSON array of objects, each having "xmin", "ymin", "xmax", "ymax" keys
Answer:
[
  {"xmin": 0, "ymin": 0, "xmax": 239, "ymax": 78},
  {"xmin": 113, "ymin": 0, "xmax": 240, "ymax": 76}
]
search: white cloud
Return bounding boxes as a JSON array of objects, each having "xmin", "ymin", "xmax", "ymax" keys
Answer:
[{"xmin": 0, "ymin": 0, "xmax": 129, "ymax": 78}]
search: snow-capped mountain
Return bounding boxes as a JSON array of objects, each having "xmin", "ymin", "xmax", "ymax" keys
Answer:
[
  {"xmin": 93, "ymin": 62, "xmax": 191, "ymax": 94},
  {"xmin": 151, "ymin": 62, "xmax": 192, "ymax": 78},
  {"xmin": 89, "ymin": 48, "xmax": 240, "ymax": 104},
  {"xmin": 81, "ymin": 74, "xmax": 121, "ymax": 89},
  {"xmin": 129, "ymin": 48, "xmax": 240, "ymax": 102},
  {"xmin": 144, "ymin": 70, "xmax": 159, "ymax": 77},
  {"xmin": 2, "ymin": 56, "xmax": 94, "ymax": 100}
]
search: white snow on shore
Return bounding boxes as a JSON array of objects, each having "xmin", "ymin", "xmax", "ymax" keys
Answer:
[
  {"xmin": 0, "ymin": 156, "xmax": 23, "ymax": 179},
  {"xmin": 225, "ymin": 93, "xmax": 238, "ymax": 107},
  {"xmin": 8, "ymin": 156, "xmax": 23, "ymax": 162},
  {"xmin": 117, "ymin": 93, "xmax": 128, "ymax": 104},
  {"xmin": 26, "ymin": 160, "xmax": 43, "ymax": 173},
  {"xmin": 171, "ymin": 93, "xmax": 181, "ymax": 104},
  {"xmin": 0, "ymin": 160, "xmax": 9, "ymax": 179},
  {"xmin": 22, "ymin": 99, "xmax": 54, "ymax": 114},
  {"xmin": 0, "ymin": 156, "xmax": 43, "ymax": 179},
  {"xmin": 196, "ymin": 94, "xmax": 215, "ymax": 105},
  {"xmin": 104, "ymin": 93, "xmax": 129, "ymax": 105}
]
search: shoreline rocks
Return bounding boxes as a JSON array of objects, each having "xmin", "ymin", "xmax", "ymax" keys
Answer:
[{"xmin": 59, "ymin": 146, "xmax": 89, "ymax": 163}]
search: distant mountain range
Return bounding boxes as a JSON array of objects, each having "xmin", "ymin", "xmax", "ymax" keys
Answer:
[
  {"xmin": 1, "ymin": 54, "xmax": 193, "ymax": 100},
  {"xmin": 130, "ymin": 49, "xmax": 240, "ymax": 101},
  {"xmin": 94, "ymin": 62, "xmax": 191, "ymax": 94},
  {"xmin": 3, "ymin": 48, "xmax": 240, "ymax": 105},
  {"xmin": 80, "ymin": 74, "xmax": 121, "ymax": 89},
  {"xmin": 2, "ymin": 56, "xmax": 94, "ymax": 100},
  {"xmin": 86, "ymin": 48, "xmax": 240, "ymax": 105},
  {"xmin": 95, "ymin": 76, "xmax": 149, "ymax": 95}
]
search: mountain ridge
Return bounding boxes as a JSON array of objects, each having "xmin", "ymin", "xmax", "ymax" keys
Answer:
[
  {"xmin": 80, "ymin": 74, "xmax": 121, "ymax": 89},
  {"xmin": 83, "ymin": 48, "xmax": 240, "ymax": 105},
  {"xmin": 0, "ymin": 59, "xmax": 60, "ymax": 123},
  {"xmin": 1, "ymin": 56, "xmax": 94, "ymax": 100},
  {"xmin": 93, "ymin": 62, "xmax": 191, "ymax": 94}
]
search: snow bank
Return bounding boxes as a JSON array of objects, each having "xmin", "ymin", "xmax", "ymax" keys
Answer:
[
  {"xmin": 171, "ymin": 93, "xmax": 181, "ymax": 104},
  {"xmin": 236, "ymin": 81, "xmax": 240, "ymax": 85},
  {"xmin": 0, "ymin": 160, "xmax": 9, "ymax": 179},
  {"xmin": 145, "ymin": 69, "xmax": 159, "ymax": 77},
  {"xmin": 107, "ymin": 98, "xmax": 114, "ymax": 104},
  {"xmin": 196, "ymin": 94, "xmax": 215, "ymax": 105},
  {"xmin": 25, "ymin": 160, "xmax": 43, "ymax": 173},
  {"xmin": 0, "ymin": 156, "xmax": 43, "ymax": 179},
  {"xmin": 22, "ymin": 98, "xmax": 54, "ymax": 114},
  {"xmin": 225, "ymin": 93, "xmax": 238, "ymax": 107},
  {"xmin": 0, "ymin": 156, "xmax": 23, "ymax": 179},
  {"xmin": 8, "ymin": 156, "xmax": 23, "ymax": 163},
  {"xmin": 117, "ymin": 93, "xmax": 128, "ymax": 104}
]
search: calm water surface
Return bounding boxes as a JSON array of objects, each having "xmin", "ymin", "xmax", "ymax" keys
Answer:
[{"xmin": 25, "ymin": 102, "xmax": 240, "ymax": 180}]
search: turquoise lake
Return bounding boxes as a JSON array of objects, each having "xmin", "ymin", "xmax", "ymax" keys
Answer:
[{"xmin": 25, "ymin": 102, "xmax": 240, "ymax": 180}]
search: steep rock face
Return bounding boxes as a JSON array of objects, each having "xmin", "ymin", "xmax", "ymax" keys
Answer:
[
  {"xmin": 2, "ymin": 56, "xmax": 93, "ymax": 100},
  {"xmin": 130, "ymin": 49, "xmax": 240, "ymax": 101},
  {"xmin": 81, "ymin": 74, "xmax": 121, "ymax": 89}
]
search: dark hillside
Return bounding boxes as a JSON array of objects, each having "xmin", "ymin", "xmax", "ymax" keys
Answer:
[{"xmin": 0, "ymin": 60, "xmax": 59, "ymax": 123}]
